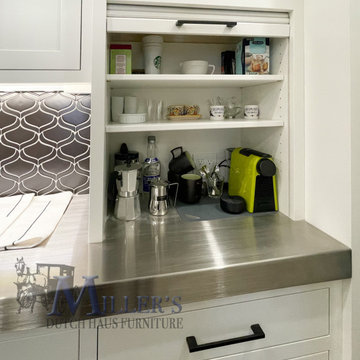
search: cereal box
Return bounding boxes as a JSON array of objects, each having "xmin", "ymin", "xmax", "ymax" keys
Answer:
[{"xmin": 243, "ymin": 38, "xmax": 270, "ymax": 74}]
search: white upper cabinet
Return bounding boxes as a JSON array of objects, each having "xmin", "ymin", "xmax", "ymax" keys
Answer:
[{"xmin": 0, "ymin": 0, "xmax": 81, "ymax": 70}]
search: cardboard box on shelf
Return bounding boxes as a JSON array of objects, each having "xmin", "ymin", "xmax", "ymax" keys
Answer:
[
  {"xmin": 236, "ymin": 38, "xmax": 270, "ymax": 75},
  {"xmin": 109, "ymin": 44, "xmax": 132, "ymax": 74}
]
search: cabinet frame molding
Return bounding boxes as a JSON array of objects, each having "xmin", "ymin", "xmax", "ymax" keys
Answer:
[{"xmin": 89, "ymin": 0, "xmax": 305, "ymax": 243}]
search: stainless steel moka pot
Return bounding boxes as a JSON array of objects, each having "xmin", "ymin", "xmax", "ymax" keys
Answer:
[
  {"xmin": 109, "ymin": 162, "xmax": 142, "ymax": 221},
  {"xmin": 149, "ymin": 179, "xmax": 178, "ymax": 216}
]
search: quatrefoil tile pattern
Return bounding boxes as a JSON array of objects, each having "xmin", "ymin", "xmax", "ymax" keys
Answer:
[{"xmin": 0, "ymin": 92, "xmax": 91, "ymax": 196}]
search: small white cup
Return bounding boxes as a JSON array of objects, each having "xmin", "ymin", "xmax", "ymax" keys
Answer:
[
  {"xmin": 124, "ymin": 96, "xmax": 137, "ymax": 114},
  {"xmin": 244, "ymin": 105, "xmax": 259, "ymax": 119},
  {"xmin": 111, "ymin": 96, "xmax": 124, "ymax": 122},
  {"xmin": 210, "ymin": 105, "xmax": 225, "ymax": 120}
]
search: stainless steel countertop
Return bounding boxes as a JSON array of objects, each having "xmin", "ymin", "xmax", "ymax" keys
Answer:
[{"xmin": 0, "ymin": 195, "xmax": 351, "ymax": 332}]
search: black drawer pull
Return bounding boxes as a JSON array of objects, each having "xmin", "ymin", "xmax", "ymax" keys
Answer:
[
  {"xmin": 176, "ymin": 20, "xmax": 237, "ymax": 28},
  {"xmin": 186, "ymin": 324, "xmax": 265, "ymax": 353}
]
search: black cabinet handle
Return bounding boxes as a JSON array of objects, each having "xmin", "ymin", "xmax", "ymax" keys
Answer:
[
  {"xmin": 186, "ymin": 324, "xmax": 265, "ymax": 353},
  {"xmin": 176, "ymin": 20, "xmax": 237, "ymax": 28}
]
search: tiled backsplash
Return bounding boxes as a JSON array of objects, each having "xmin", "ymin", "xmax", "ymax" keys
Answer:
[{"xmin": 0, "ymin": 92, "xmax": 91, "ymax": 196}]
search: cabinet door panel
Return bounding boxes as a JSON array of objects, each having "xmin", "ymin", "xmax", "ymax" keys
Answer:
[
  {"xmin": 0, "ymin": 329, "xmax": 79, "ymax": 360},
  {"xmin": 0, "ymin": 0, "xmax": 81, "ymax": 70}
]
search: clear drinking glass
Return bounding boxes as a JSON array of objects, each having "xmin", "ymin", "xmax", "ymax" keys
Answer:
[
  {"xmin": 147, "ymin": 99, "xmax": 164, "ymax": 121},
  {"xmin": 206, "ymin": 176, "xmax": 224, "ymax": 198}
]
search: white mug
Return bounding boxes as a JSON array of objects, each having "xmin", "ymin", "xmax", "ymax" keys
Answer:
[
  {"xmin": 210, "ymin": 105, "xmax": 224, "ymax": 120},
  {"xmin": 124, "ymin": 96, "xmax": 137, "ymax": 114},
  {"xmin": 244, "ymin": 105, "xmax": 259, "ymax": 119},
  {"xmin": 111, "ymin": 96, "xmax": 124, "ymax": 122},
  {"xmin": 180, "ymin": 60, "xmax": 215, "ymax": 75}
]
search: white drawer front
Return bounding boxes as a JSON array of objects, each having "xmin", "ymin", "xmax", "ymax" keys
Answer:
[
  {"xmin": 212, "ymin": 350, "xmax": 329, "ymax": 359},
  {"xmin": 107, "ymin": 17, "xmax": 290, "ymax": 38},
  {"xmin": 0, "ymin": 329, "xmax": 79, "ymax": 360},
  {"xmin": 97, "ymin": 288, "xmax": 329, "ymax": 360},
  {"xmin": 289, "ymin": 352, "xmax": 328, "ymax": 360}
]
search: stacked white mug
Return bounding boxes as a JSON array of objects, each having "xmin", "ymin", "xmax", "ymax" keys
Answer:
[
  {"xmin": 111, "ymin": 97, "xmax": 124, "ymax": 122},
  {"xmin": 124, "ymin": 96, "xmax": 137, "ymax": 114}
]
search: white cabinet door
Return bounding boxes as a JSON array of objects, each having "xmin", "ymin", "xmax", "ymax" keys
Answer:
[
  {"xmin": 0, "ymin": 0, "xmax": 81, "ymax": 70},
  {"xmin": 0, "ymin": 328, "xmax": 79, "ymax": 360}
]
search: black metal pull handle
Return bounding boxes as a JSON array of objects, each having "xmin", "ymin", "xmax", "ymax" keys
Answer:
[
  {"xmin": 176, "ymin": 20, "xmax": 237, "ymax": 28},
  {"xmin": 186, "ymin": 324, "xmax": 265, "ymax": 353}
]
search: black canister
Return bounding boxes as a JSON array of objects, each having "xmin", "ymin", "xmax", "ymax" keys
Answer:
[
  {"xmin": 179, "ymin": 174, "xmax": 202, "ymax": 204},
  {"xmin": 221, "ymin": 51, "xmax": 236, "ymax": 74}
]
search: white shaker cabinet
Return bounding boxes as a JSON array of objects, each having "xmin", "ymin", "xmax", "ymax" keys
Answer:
[{"xmin": 0, "ymin": 0, "xmax": 81, "ymax": 70}]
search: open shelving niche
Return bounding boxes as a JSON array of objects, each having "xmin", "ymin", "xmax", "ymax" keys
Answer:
[
  {"xmin": 106, "ymin": 35, "xmax": 288, "ymax": 202},
  {"xmin": 106, "ymin": 74, "xmax": 284, "ymax": 132},
  {"xmin": 89, "ymin": 14, "xmax": 292, "ymax": 242}
]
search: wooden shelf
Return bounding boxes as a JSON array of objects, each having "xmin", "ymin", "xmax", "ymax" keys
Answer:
[
  {"xmin": 106, "ymin": 118, "xmax": 284, "ymax": 133},
  {"xmin": 106, "ymin": 74, "xmax": 284, "ymax": 89}
]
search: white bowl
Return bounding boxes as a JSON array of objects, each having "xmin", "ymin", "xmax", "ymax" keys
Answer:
[
  {"xmin": 113, "ymin": 113, "xmax": 146, "ymax": 124},
  {"xmin": 180, "ymin": 60, "xmax": 215, "ymax": 75}
]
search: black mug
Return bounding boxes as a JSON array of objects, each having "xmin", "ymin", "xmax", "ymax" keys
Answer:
[{"xmin": 179, "ymin": 174, "xmax": 202, "ymax": 204}]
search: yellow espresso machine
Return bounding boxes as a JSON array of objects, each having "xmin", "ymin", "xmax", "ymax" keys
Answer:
[{"xmin": 228, "ymin": 147, "xmax": 278, "ymax": 213}]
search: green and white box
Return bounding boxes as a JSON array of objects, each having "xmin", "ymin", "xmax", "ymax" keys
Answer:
[{"xmin": 110, "ymin": 44, "xmax": 132, "ymax": 74}]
